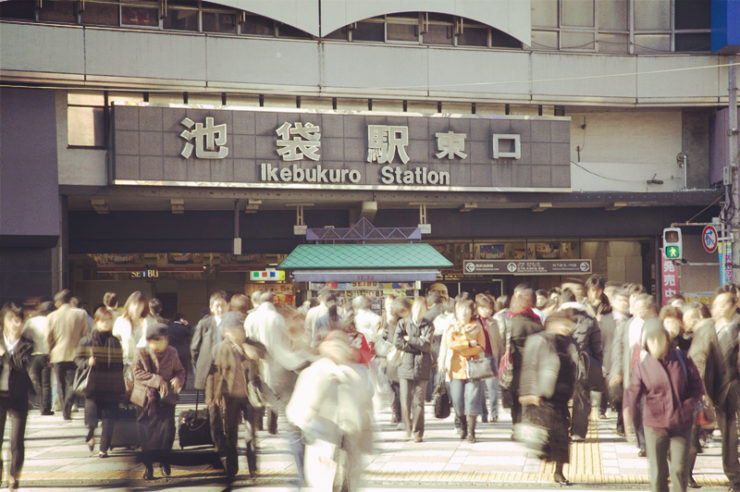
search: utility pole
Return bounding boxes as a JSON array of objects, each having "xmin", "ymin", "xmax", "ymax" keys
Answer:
[{"xmin": 730, "ymin": 56, "xmax": 740, "ymax": 284}]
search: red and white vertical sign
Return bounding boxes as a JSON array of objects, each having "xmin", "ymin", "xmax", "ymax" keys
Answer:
[{"xmin": 661, "ymin": 249, "xmax": 681, "ymax": 305}]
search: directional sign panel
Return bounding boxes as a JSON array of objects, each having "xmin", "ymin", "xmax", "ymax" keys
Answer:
[{"xmin": 463, "ymin": 259, "xmax": 591, "ymax": 276}]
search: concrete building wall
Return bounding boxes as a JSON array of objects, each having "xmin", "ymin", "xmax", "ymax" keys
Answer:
[
  {"xmin": 568, "ymin": 110, "xmax": 685, "ymax": 192},
  {"xmin": 1, "ymin": 22, "xmax": 730, "ymax": 106}
]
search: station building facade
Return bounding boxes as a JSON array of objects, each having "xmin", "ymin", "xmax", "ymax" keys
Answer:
[{"xmin": 1, "ymin": 0, "xmax": 737, "ymax": 320}]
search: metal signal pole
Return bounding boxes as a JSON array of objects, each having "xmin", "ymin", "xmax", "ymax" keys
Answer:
[{"xmin": 730, "ymin": 57, "xmax": 740, "ymax": 283}]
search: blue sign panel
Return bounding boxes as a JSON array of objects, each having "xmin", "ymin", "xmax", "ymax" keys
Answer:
[{"xmin": 712, "ymin": 0, "xmax": 740, "ymax": 53}]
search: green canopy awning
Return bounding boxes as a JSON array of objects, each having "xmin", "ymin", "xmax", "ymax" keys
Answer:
[{"xmin": 279, "ymin": 243, "xmax": 452, "ymax": 270}]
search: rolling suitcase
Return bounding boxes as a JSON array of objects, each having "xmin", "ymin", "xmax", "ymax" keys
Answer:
[
  {"xmin": 110, "ymin": 402, "xmax": 139, "ymax": 450},
  {"xmin": 178, "ymin": 390, "xmax": 213, "ymax": 448}
]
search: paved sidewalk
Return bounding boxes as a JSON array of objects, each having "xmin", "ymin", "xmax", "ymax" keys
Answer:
[{"xmin": 6, "ymin": 400, "xmax": 732, "ymax": 490}]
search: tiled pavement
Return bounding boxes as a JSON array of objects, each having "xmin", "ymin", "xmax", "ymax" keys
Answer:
[{"xmin": 6, "ymin": 399, "xmax": 732, "ymax": 490}]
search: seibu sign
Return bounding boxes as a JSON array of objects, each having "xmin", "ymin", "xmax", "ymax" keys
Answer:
[{"xmin": 112, "ymin": 106, "xmax": 571, "ymax": 191}]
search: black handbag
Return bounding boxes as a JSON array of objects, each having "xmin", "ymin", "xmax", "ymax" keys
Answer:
[
  {"xmin": 73, "ymin": 365, "xmax": 93, "ymax": 397},
  {"xmin": 579, "ymin": 352, "xmax": 605, "ymax": 392},
  {"xmin": 466, "ymin": 356, "xmax": 495, "ymax": 381},
  {"xmin": 433, "ymin": 381, "xmax": 451, "ymax": 419}
]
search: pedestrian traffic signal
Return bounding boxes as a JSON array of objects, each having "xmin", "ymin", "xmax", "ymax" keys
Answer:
[{"xmin": 663, "ymin": 227, "xmax": 682, "ymax": 260}]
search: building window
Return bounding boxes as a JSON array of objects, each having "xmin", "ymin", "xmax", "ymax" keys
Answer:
[
  {"xmin": 277, "ymin": 23, "xmax": 312, "ymax": 39},
  {"xmin": 458, "ymin": 20, "xmax": 490, "ymax": 47},
  {"xmin": 121, "ymin": 1, "xmax": 159, "ymax": 27},
  {"xmin": 67, "ymin": 93, "xmax": 106, "ymax": 148},
  {"xmin": 324, "ymin": 27, "xmax": 348, "ymax": 40},
  {"xmin": 164, "ymin": 1, "xmax": 199, "ymax": 31},
  {"xmin": 0, "ymin": 0, "xmax": 36, "ymax": 20},
  {"xmin": 422, "ymin": 14, "xmax": 456, "ymax": 45},
  {"xmin": 202, "ymin": 9, "xmax": 237, "ymax": 34},
  {"xmin": 386, "ymin": 13, "xmax": 419, "ymax": 42},
  {"xmin": 351, "ymin": 18, "xmax": 384, "ymax": 42},
  {"xmin": 81, "ymin": 1, "xmax": 119, "ymax": 26},
  {"xmin": 242, "ymin": 14, "xmax": 274, "ymax": 36},
  {"xmin": 38, "ymin": 0, "xmax": 77, "ymax": 23}
]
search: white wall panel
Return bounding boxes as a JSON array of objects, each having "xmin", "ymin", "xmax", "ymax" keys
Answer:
[
  {"xmin": 321, "ymin": 43, "xmax": 429, "ymax": 95},
  {"xmin": 206, "ymin": 37, "xmax": 320, "ymax": 87},
  {"xmin": 531, "ymin": 53, "xmax": 637, "ymax": 100},
  {"xmin": 569, "ymin": 111, "xmax": 684, "ymax": 192},
  {"xmin": 0, "ymin": 22, "xmax": 84, "ymax": 74},
  {"xmin": 85, "ymin": 30, "xmax": 207, "ymax": 81},
  {"xmin": 55, "ymin": 92, "xmax": 107, "ymax": 186},
  {"xmin": 321, "ymin": 0, "xmax": 531, "ymax": 44},
  {"xmin": 427, "ymin": 49, "xmax": 530, "ymax": 97},
  {"xmin": 636, "ymin": 56, "xmax": 723, "ymax": 103}
]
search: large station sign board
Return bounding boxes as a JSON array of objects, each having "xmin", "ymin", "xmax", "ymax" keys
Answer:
[{"xmin": 112, "ymin": 106, "xmax": 571, "ymax": 192}]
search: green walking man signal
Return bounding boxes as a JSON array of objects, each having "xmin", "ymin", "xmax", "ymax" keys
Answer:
[{"xmin": 663, "ymin": 227, "xmax": 682, "ymax": 260}]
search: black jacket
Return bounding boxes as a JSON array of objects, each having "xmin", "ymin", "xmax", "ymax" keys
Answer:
[
  {"xmin": 509, "ymin": 311, "xmax": 544, "ymax": 394},
  {"xmin": 393, "ymin": 317, "xmax": 433, "ymax": 380},
  {"xmin": 75, "ymin": 330, "xmax": 126, "ymax": 400},
  {"xmin": 0, "ymin": 335, "xmax": 33, "ymax": 412}
]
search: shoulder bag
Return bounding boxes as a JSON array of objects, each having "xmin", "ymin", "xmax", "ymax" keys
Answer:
[{"xmin": 498, "ymin": 318, "xmax": 514, "ymax": 389}]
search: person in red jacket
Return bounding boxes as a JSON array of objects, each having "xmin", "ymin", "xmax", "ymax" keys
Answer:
[{"xmin": 625, "ymin": 319, "xmax": 704, "ymax": 492}]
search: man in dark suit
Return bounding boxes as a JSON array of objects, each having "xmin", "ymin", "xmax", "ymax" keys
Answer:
[
  {"xmin": 0, "ymin": 302, "xmax": 34, "ymax": 491},
  {"xmin": 190, "ymin": 291, "xmax": 228, "ymax": 453},
  {"xmin": 706, "ymin": 291, "xmax": 740, "ymax": 491}
]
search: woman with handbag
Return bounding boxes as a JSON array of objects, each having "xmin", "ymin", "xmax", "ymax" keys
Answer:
[
  {"xmin": 445, "ymin": 298, "xmax": 486, "ymax": 443},
  {"xmin": 393, "ymin": 296, "xmax": 433, "ymax": 442},
  {"xmin": 374, "ymin": 294, "xmax": 404, "ymax": 428},
  {"xmin": 0, "ymin": 302, "xmax": 33, "ymax": 491},
  {"xmin": 518, "ymin": 311, "xmax": 578, "ymax": 486},
  {"xmin": 131, "ymin": 323, "xmax": 185, "ymax": 480},
  {"xmin": 74, "ymin": 307, "xmax": 125, "ymax": 458},
  {"xmin": 625, "ymin": 319, "xmax": 704, "ymax": 492}
]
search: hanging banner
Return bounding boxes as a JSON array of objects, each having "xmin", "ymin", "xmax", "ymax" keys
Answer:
[
  {"xmin": 719, "ymin": 242, "xmax": 733, "ymax": 285},
  {"xmin": 661, "ymin": 249, "xmax": 681, "ymax": 305}
]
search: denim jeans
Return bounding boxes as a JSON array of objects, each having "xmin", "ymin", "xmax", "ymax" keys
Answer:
[
  {"xmin": 449, "ymin": 378, "xmax": 482, "ymax": 416},
  {"xmin": 480, "ymin": 376, "xmax": 500, "ymax": 420}
]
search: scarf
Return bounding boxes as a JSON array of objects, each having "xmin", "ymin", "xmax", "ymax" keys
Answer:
[{"xmin": 506, "ymin": 306, "xmax": 541, "ymax": 323}]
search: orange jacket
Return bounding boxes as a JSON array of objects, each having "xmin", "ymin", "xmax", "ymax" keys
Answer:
[{"xmin": 446, "ymin": 322, "xmax": 486, "ymax": 380}]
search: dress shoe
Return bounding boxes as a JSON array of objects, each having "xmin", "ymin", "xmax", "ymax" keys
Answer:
[
  {"xmin": 638, "ymin": 448, "xmax": 647, "ymax": 457},
  {"xmin": 160, "ymin": 463, "xmax": 171, "ymax": 476},
  {"xmin": 41, "ymin": 410, "xmax": 54, "ymax": 416},
  {"xmin": 143, "ymin": 465, "xmax": 154, "ymax": 480},
  {"xmin": 554, "ymin": 472, "xmax": 571, "ymax": 486},
  {"xmin": 87, "ymin": 437, "xmax": 95, "ymax": 452},
  {"xmin": 571, "ymin": 435, "xmax": 585, "ymax": 442},
  {"xmin": 688, "ymin": 476, "xmax": 701, "ymax": 488},
  {"xmin": 9, "ymin": 477, "xmax": 19, "ymax": 490},
  {"xmin": 414, "ymin": 435, "xmax": 423, "ymax": 443},
  {"xmin": 98, "ymin": 451, "xmax": 108, "ymax": 458}
]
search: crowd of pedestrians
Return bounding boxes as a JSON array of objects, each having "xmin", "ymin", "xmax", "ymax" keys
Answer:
[{"xmin": 2, "ymin": 276, "xmax": 740, "ymax": 491}]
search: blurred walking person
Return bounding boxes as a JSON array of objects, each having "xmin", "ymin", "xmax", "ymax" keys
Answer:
[
  {"xmin": 47, "ymin": 289, "xmax": 89, "ymax": 420},
  {"xmin": 131, "ymin": 324, "xmax": 185, "ymax": 480},
  {"xmin": 507, "ymin": 285, "xmax": 544, "ymax": 426},
  {"xmin": 23, "ymin": 301, "xmax": 53, "ymax": 415},
  {"xmin": 287, "ymin": 330, "xmax": 374, "ymax": 492},
  {"xmin": 0, "ymin": 302, "xmax": 33, "ymax": 490},
  {"xmin": 625, "ymin": 320, "xmax": 704, "ymax": 492},
  {"xmin": 75, "ymin": 307, "xmax": 125, "ymax": 458},
  {"xmin": 519, "ymin": 312, "xmax": 578, "ymax": 485},
  {"xmin": 393, "ymin": 296, "xmax": 433, "ymax": 442}
]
